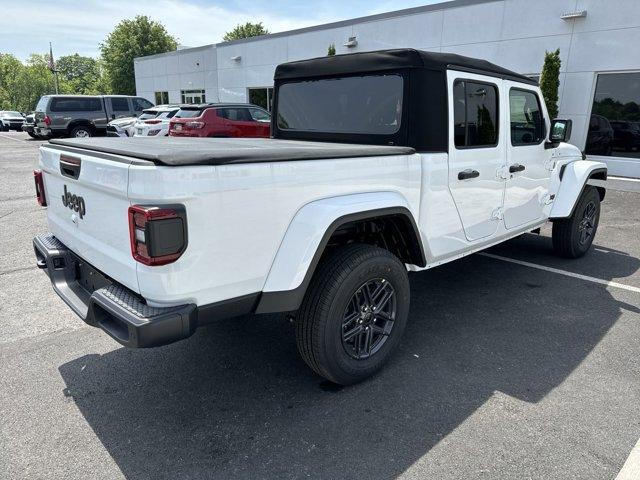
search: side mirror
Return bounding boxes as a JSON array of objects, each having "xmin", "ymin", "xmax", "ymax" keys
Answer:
[{"xmin": 550, "ymin": 119, "xmax": 572, "ymax": 143}]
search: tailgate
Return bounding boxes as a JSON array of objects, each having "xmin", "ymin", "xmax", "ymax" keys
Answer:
[{"xmin": 39, "ymin": 146, "xmax": 139, "ymax": 293}]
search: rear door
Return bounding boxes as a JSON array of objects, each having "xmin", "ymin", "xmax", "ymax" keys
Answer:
[
  {"xmin": 447, "ymin": 71, "xmax": 506, "ymax": 241},
  {"xmin": 503, "ymin": 83, "xmax": 553, "ymax": 229},
  {"xmin": 107, "ymin": 97, "xmax": 132, "ymax": 121},
  {"xmin": 39, "ymin": 147, "xmax": 139, "ymax": 293}
]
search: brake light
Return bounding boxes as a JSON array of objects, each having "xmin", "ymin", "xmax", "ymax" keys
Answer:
[
  {"xmin": 185, "ymin": 121, "xmax": 204, "ymax": 129},
  {"xmin": 34, "ymin": 170, "xmax": 47, "ymax": 206},
  {"xmin": 144, "ymin": 119, "xmax": 162, "ymax": 124},
  {"xmin": 128, "ymin": 205, "xmax": 187, "ymax": 266},
  {"xmin": 44, "ymin": 115, "xmax": 51, "ymax": 127}
]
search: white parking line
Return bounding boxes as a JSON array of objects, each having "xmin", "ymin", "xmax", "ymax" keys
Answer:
[
  {"xmin": 609, "ymin": 176, "xmax": 640, "ymax": 183},
  {"xmin": 616, "ymin": 438, "xmax": 640, "ymax": 480},
  {"xmin": 478, "ymin": 252, "xmax": 640, "ymax": 294}
]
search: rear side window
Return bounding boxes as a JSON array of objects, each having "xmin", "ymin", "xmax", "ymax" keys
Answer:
[
  {"xmin": 453, "ymin": 80, "xmax": 499, "ymax": 148},
  {"xmin": 218, "ymin": 108, "xmax": 253, "ymax": 121},
  {"xmin": 110, "ymin": 97, "xmax": 130, "ymax": 112},
  {"xmin": 509, "ymin": 89, "xmax": 545, "ymax": 145},
  {"xmin": 175, "ymin": 108, "xmax": 203, "ymax": 118},
  {"xmin": 50, "ymin": 97, "xmax": 103, "ymax": 112}
]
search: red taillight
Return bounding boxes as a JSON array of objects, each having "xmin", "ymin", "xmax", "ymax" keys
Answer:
[
  {"xmin": 43, "ymin": 115, "xmax": 51, "ymax": 126},
  {"xmin": 145, "ymin": 119, "xmax": 162, "ymax": 124},
  {"xmin": 185, "ymin": 121, "xmax": 204, "ymax": 129},
  {"xmin": 128, "ymin": 205, "xmax": 187, "ymax": 266},
  {"xmin": 34, "ymin": 170, "xmax": 47, "ymax": 206}
]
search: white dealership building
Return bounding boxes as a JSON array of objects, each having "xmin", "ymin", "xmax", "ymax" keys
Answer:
[{"xmin": 134, "ymin": 0, "xmax": 640, "ymax": 177}]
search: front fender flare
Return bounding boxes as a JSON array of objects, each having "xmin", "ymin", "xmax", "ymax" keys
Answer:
[
  {"xmin": 549, "ymin": 161, "xmax": 607, "ymax": 219},
  {"xmin": 255, "ymin": 191, "xmax": 421, "ymax": 313}
]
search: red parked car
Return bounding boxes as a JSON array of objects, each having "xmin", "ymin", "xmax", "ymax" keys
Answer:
[{"xmin": 169, "ymin": 103, "xmax": 271, "ymax": 138}]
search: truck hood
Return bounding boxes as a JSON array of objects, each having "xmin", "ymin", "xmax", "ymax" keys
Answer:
[{"xmin": 47, "ymin": 137, "xmax": 416, "ymax": 166}]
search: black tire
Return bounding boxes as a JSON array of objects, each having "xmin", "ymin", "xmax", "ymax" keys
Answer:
[
  {"xmin": 27, "ymin": 131, "xmax": 38, "ymax": 139},
  {"xmin": 295, "ymin": 244, "xmax": 410, "ymax": 385},
  {"xmin": 1, "ymin": 124, "xmax": 8, "ymax": 132},
  {"xmin": 552, "ymin": 185, "xmax": 601, "ymax": 258},
  {"xmin": 69, "ymin": 125, "xmax": 92, "ymax": 138}
]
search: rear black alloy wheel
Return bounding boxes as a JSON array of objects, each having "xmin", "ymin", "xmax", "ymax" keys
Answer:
[
  {"xmin": 552, "ymin": 185, "xmax": 601, "ymax": 258},
  {"xmin": 296, "ymin": 244, "xmax": 410, "ymax": 385},
  {"xmin": 342, "ymin": 278, "xmax": 396, "ymax": 359}
]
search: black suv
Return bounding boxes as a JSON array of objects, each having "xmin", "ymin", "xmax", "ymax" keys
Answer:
[{"xmin": 34, "ymin": 95, "xmax": 154, "ymax": 138}]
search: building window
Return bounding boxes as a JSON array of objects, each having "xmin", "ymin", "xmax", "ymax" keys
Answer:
[
  {"xmin": 248, "ymin": 87, "xmax": 274, "ymax": 112},
  {"xmin": 181, "ymin": 89, "xmax": 206, "ymax": 104},
  {"xmin": 509, "ymin": 89, "xmax": 545, "ymax": 146},
  {"xmin": 155, "ymin": 91, "xmax": 169, "ymax": 105},
  {"xmin": 586, "ymin": 73, "xmax": 640, "ymax": 158},
  {"xmin": 453, "ymin": 80, "xmax": 499, "ymax": 148}
]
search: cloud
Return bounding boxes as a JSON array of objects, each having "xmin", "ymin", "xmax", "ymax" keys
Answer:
[{"xmin": 1, "ymin": 0, "xmax": 340, "ymax": 59}]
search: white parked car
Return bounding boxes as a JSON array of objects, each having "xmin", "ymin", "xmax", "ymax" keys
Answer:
[
  {"xmin": 32, "ymin": 49, "xmax": 606, "ymax": 385},
  {"xmin": 0, "ymin": 110, "xmax": 26, "ymax": 131},
  {"xmin": 132, "ymin": 106, "xmax": 180, "ymax": 137},
  {"xmin": 106, "ymin": 107, "xmax": 163, "ymax": 137}
]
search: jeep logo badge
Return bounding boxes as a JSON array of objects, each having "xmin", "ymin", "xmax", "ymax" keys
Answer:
[{"xmin": 61, "ymin": 185, "xmax": 86, "ymax": 219}]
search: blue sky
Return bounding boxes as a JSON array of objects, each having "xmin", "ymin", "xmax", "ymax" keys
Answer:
[{"xmin": 1, "ymin": 0, "xmax": 441, "ymax": 61}]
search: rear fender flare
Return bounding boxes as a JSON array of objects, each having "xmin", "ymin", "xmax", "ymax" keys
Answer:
[
  {"xmin": 550, "ymin": 161, "xmax": 607, "ymax": 219},
  {"xmin": 256, "ymin": 192, "xmax": 422, "ymax": 313}
]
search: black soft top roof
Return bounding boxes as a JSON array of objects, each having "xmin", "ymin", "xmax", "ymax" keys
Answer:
[{"xmin": 275, "ymin": 48, "xmax": 536, "ymax": 85}]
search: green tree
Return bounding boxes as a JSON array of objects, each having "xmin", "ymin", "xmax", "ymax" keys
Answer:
[
  {"xmin": 100, "ymin": 16, "xmax": 177, "ymax": 95},
  {"xmin": 540, "ymin": 49, "xmax": 561, "ymax": 118},
  {"xmin": 327, "ymin": 44, "xmax": 336, "ymax": 56},
  {"xmin": 223, "ymin": 22, "xmax": 269, "ymax": 42},
  {"xmin": 57, "ymin": 54, "xmax": 105, "ymax": 94},
  {"xmin": 0, "ymin": 53, "xmax": 59, "ymax": 112}
]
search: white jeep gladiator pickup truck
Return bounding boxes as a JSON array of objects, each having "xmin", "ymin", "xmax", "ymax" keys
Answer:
[{"xmin": 33, "ymin": 49, "xmax": 606, "ymax": 385}]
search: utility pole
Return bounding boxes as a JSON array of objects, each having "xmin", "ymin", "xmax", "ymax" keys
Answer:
[{"xmin": 49, "ymin": 42, "xmax": 59, "ymax": 94}]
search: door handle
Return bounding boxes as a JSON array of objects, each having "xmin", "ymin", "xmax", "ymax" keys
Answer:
[
  {"xmin": 509, "ymin": 164, "xmax": 526, "ymax": 173},
  {"xmin": 458, "ymin": 169, "xmax": 480, "ymax": 180}
]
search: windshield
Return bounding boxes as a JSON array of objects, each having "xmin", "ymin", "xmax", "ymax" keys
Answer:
[
  {"xmin": 138, "ymin": 110, "xmax": 158, "ymax": 120},
  {"xmin": 175, "ymin": 108, "xmax": 203, "ymax": 118},
  {"xmin": 157, "ymin": 110, "xmax": 177, "ymax": 119},
  {"xmin": 277, "ymin": 74, "xmax": 403, "ymax": 135}
]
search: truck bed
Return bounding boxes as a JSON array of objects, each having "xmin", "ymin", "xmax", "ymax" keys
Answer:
[{"xmin": 47, "ymin": 137, "xmax": 415, "ymax": 166}]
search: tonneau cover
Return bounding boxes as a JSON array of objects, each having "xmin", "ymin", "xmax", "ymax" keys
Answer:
[{"xmin": 47, "ymin": 137, "xmax": 415, "ymax": 166}]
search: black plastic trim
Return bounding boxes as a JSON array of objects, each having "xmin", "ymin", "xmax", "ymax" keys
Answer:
[
  {"xmin": 33, "ymin": 233, "xmax": 258, "ymax": 348},
  {"xmin": 255, "ymin": 207, "xmax": 425, "ymax": 314}
]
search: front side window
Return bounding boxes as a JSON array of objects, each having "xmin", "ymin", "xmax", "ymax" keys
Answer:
[
  {"xmin": 453, "ymin": 80, "xmax": 499, "ymax": 148},
  {"xmin": 509, "ymin": 89, "xmax": 545, "ymax": 145},
  {"xmin": 587, "ymin": 72, "xmax": 640, "ymax": 158},
  {"xmin": 249, "ymin": 108, "xmax": 271, "ymax": 122},
  {"xmin": 277, "ymin": 74, "xmax": 403, "ymax": 135},
  {"xmin": 134, "ymin": 98, "xmax": 153, "ymax": 111}
]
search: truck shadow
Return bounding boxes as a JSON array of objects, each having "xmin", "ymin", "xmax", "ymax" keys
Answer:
[{"xmin": 58, "ymin": 243, "xmax": 639, "ymax": 479}]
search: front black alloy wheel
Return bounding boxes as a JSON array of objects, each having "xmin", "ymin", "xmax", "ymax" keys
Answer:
[
  {"xmin": 296, "ymin": 244, "xmax": 410, "ymax": 385},
  {"xmin": 552, "ymin": 185, "xmax": 601, "ymax": 258}
]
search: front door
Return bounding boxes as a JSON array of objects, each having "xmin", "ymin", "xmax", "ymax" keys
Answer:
[
  {"xmin": 447, "ymin": 71, "xmax": 506, "ymax": 241},
  {"xmin": 503, "ymin": 84, "xmax": 553, "ymax": 229}
]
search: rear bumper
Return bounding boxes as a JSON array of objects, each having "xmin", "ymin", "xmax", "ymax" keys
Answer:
[{"xmin": 33, "ymin": 233, "xmax": 197, "ymax": 348}]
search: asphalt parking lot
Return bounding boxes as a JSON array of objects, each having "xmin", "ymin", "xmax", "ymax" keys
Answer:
[{"xmin": 1, "ymin": 130, "xmax": 639, "ymax": 480}]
